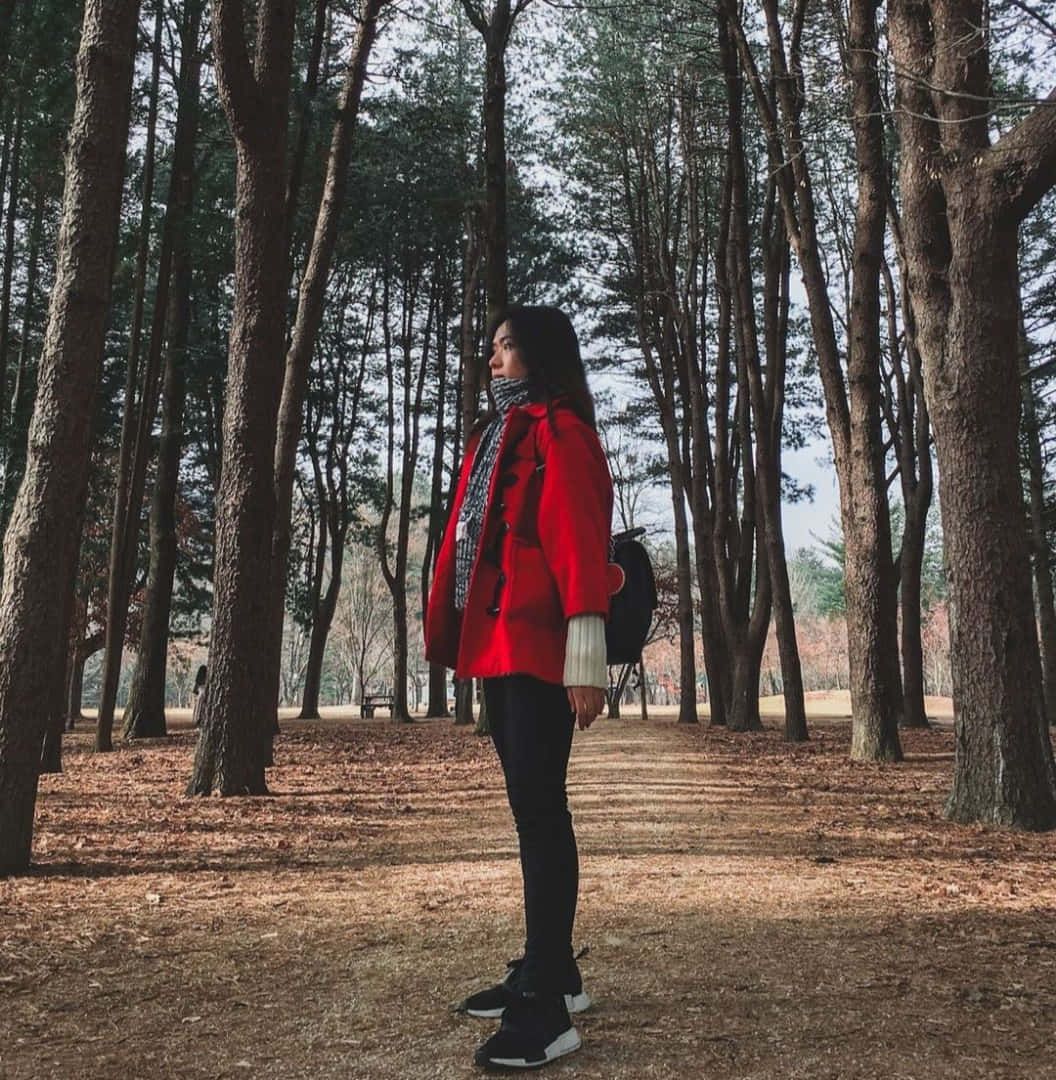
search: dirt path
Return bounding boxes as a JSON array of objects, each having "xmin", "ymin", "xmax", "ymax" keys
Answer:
[{"xmin": 3, "ymin": 715, "xmax": 1056, "ymax": 1079}]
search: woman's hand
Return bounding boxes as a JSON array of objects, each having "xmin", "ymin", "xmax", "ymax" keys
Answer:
[{"xmin": 567, "ymin": 685, "xmax": 607, "ymax": 729}]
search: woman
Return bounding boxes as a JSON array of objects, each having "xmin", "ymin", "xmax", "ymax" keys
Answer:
[{"xmin": 425, "ymin": 305, "xmax": 615, "ymax": 1070}]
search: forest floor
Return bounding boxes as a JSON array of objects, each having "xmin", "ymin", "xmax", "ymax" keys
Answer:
[{"xmin": 4, "ymin": 693, "xmax": 1056, "ymax": 1080}]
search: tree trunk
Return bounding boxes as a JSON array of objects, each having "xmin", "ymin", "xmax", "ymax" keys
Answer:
[
  {"xmin": 0, "ymin": 0, "xmax": 140, "ymax": 873},
  {"xmin": 67, "ymin": 645, "xmax": 87, "ymax": 727},
  {"xmin": 930, "ymin": 201, "xmax": 1055, "ymax": 824},
  {"xmin": 1021, "ymin": 335, "xmax": 1056, "ymax": 729},
  {"xmin": 123, "ymin": 0, "xmax": 204, "ymax": 741},
  {"xmin": 41, "ymin": 529, "xmax": 85, "ymax": 775},
  {"xmin": 482, "ymin": 22, "xmax": 507, "ymax": 325},
  {"xmin": 729, "ymin": 641, "xmax": 765, "ymax": 733},
  {"xmin": 427, "ymin": 664, "xmax": 449, "ymax": 719},
  {"xmin": 698, "ymin": 563, "xmax": 729, "ymax": 728},
  {"xmin": 188, "ymin": 0, "xmax": 296, "ymax": 796},
  {"xmin": 679, "ymin": 158, "xmax": 727, "ymax": 730},
  {"xmin": 721, "ymin": 20, "xmax": 806, "ymax": 740},
  {"xmin": 299, "ymin": 562, "xmax": 343, "ymax": 720},
  {"xmin": 898, "ymin": 499, "xmax": 930, "ymax": 729},
  {"xmin": 459, "ymin": 0, "xmax": 517, "ymax": 327},
  {"xmin": 454, "ymin": 678, "xmax": 474, "ymax": 726},
  {"xmin": 378, "ymin": 272, "xmax": 432, "ymax": 725},
  {"xmin": 0, "ymin": 102, "xmax": 21, "ymax": 454},
  {"xmin": 669, "ymin": 480, "xmax": 698, "ymax": 723},
  {"xmin": 39, "ymin": 634, "xmax": 72, "ymax": 774},
  {"xmin": 638, "ymin": 335, "xmax": 698, "ymax": 725},
  {"xmin": 391, "ymin": 586, "xmax": 411, "ymax": 721},
  {"xmin": 760, "ymin": 215, "xmax": 808, "ymax": 743},
  {"xmin": 265, "ymin": 0, "xmax": 384, "ymax": 734},
  {"xmin": 39, "ymin": 689, "xmax": 65, "ymax": 774},
  {"xmin": 724, "ymin": 0, "xmax": 904, "ymax": 760},
  {"xmin": 283, "ymin": 0, "xmax": 329, "ymax": 257},
  {"xmin": 1, "ymin": 178, "xmax": 44, "ymax": 531},
  {"xmin": 298, "ymin": 463, "xmax": 348, "ymax": 720},
  {"xmin": 423, "ymin": 263, "xmax": 452, "ymax": 719},
  {"xmin": 844, "ymin": 0, "xmax": 904, "ymax": 760},
  {"xmin": 458, "ymin": 212, "xmax": 481, "ymax": 465},
  {"xmin": 474, "ymin": 685, "xmax": 490, "ymax": 736},
  {"xmin": 452, "ymin": 0, "xmax": 526, "ymax": 731},
  {"xmin": 936, "ymin": 283, "xmax": 1056, "ymax": 825},
  {"xmin": 0, "ymin": 0, "xmax": 16, "ymax": 123},
  {"xmin": 298, "ymin": 501, "xmax": 329, "ymax": 719},
  {"xmin": 95, "ymin": 0, "xmax": 165, "ymax": 751},
  {"xmin": 881, "ymin": 242, "xmax": 933, "ymax": 731},
  {"xmin": 889, "ymin": 0, "xmax": 1056, "ymax": 826},
  {"xmin": 452, "ymin": 221, "xmax": 481, "ymax": 728}
]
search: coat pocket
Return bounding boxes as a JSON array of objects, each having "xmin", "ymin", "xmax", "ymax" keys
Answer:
[{"xmin": 507, "ymin": 536, "xmax": 563, "ymax": 627}]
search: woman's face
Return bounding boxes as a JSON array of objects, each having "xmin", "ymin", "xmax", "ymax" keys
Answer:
[{"xmin": 490, "ymin": 320, "xmax": 529, "ymax": 380}]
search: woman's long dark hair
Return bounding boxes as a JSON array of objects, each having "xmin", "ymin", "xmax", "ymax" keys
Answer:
[{"xmin": 485, "ymin": 305, "xmax": 597, "ymax": 429}]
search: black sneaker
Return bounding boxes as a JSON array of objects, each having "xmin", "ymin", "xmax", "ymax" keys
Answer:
[
  {"xmin": 457, "ymin": 957, "xmax": 592, "ymax": 1019},
  {"xmin": 473, "ymin": 991, "xmax": 581, "ymax": 1071}
]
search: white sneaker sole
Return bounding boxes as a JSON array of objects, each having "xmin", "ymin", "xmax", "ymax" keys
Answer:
[
  {"xmin": 468, "ymin": 991, "xmax": 592, "ymax": 1020},
  {"xmin": 486, "ymin": 1026, "xmax": 582, "ymax": 1069}
]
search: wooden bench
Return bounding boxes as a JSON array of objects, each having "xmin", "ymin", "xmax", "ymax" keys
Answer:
[{"xmin": 360, "ymin": 692, "xmax": 394, "ymax": 719}]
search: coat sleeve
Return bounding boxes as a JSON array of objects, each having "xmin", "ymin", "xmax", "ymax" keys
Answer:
[{"xmin": 536, "ymin": 411, "xmax": 613, "ymax": 620}]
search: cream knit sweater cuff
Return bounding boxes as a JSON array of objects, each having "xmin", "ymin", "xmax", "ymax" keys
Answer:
[{"xmin": 563, "ymin": 613, "xmax": 608, "ymax": 689}]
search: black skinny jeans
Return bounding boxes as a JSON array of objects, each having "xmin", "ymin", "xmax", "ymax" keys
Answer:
[{"xmin": 483, "ymin": 674, "xmax": 579, "ymax": 997}]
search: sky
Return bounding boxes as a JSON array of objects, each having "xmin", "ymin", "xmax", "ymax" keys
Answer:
[{"xmin": 781, "ymin": 437, "xmax": 841, "ymax": 553}]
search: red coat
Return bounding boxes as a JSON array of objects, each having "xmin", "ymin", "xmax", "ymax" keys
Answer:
[{"xmin": 425, "ymin": 400, "xmax": 617, "ymax": 686}]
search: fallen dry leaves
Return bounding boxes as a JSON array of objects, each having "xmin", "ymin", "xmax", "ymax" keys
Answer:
[{"xmin": 2, "ymin": 708, "xmax": 1056, "ymax": 1079}]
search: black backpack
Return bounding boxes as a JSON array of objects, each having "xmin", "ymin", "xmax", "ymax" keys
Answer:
[{"xmin": 606, "ymin": 527, "xmax": 658, "ymax": 666}]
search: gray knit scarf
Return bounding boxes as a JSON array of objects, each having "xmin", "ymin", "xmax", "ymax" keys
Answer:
[{"xmin": 454, "ymin": 377, "xmax": 533, "ymax": 611}]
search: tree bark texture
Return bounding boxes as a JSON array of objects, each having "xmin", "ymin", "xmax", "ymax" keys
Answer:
[
  {"xmin": 0, "ymin": 0, "xmax": 140, "ymax": 873},
  {"xmin": 189, "ymin": 0, "xmax": 296, "ymax": 796},
  {"xmin": 889, "ymin": 0, "xmax": 1056, "ymax": 826},
  {"xmin": 123, "ymin": 0, "xmax": 205, "ymax": 740}
]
